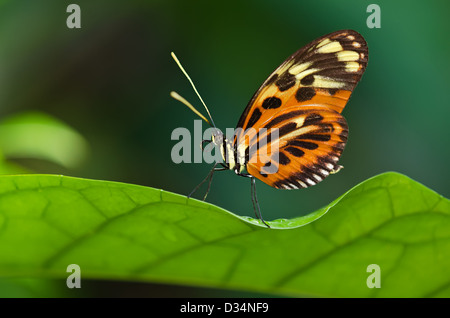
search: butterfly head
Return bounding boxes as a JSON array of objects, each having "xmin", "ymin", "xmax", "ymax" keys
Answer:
[{"xmin": 210, "ymin": 128, "xmax": 224, "ymax": 146}]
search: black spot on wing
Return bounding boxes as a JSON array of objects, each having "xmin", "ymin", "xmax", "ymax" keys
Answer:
[
  {"xmin": 275, "ymin": 72, "xmax": 296, "ymax": 92},
  {"xmin": 298, "ymin": 133, "xmax": 331, "ymax": 141},
  {"xmin": 264, "ymin": 110, "xmax": 307, "ymax": 129},
  {"xmin": 266, "ymin": 73, "xmax": 279, "ymax": 86},
  {"xmin": 287, "ymin": 140, "xmax": 319, "ymax": 150},
  {"xmin": 328, "ymin": 88, "xmax": 338, "ymax": 95},
  {"xmin": 278, "ymin": 152, "xmax": 291, "ymax": 165},
  {"xmin": 278, "ymin": 122, "xmax": 298, "ymax": 137},
  {"xmin": 284, "ymin": 147, "xmax": 305, "ymax": 157},
  {"xmin": 262, "ymin": 97, "xmax": 282, "ymax": 109},
  {"xmin": 247, "ymin": 108, "xmax": 262, "ymax": 128},
  {"xmin": 300, "ymin": 74, "xmax": 315, "ymax": 85},
  {"xmin": 303, "ymin": 113, "xmax": 323, "ymax": 126},
  {"xmin": 296, "ymin": 87, "xmax": 316, "ymax": 102}
]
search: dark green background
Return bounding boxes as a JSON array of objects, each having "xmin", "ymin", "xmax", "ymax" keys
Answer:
[{"xmin": 0, "ymin": 0, "xmax": 448, "ymax": 297}]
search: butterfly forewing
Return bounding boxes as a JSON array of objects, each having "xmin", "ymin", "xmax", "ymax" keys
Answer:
[{"xmin": 234, "ymin": 30, "xmax": 368, "ymax": 189}]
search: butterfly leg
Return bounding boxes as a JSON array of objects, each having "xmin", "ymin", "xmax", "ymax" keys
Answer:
[
  {"xmin": 202, "ymin": 165, "xmax": 224, "ymax": 201},
  {"xmin": 200, "ymin": 139, "xmax": 212, "ymax": 151},
  {"xmin": 188, "ymin": 163, "xmax": 227, "ymax": 201},
  {"xmin": 250, "ymin": 177, "xmax": 270, "ymax": 229}
]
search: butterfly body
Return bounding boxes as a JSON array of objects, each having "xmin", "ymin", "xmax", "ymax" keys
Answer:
[{"xmin": 172, "ymin": 30, "xmax": 368, "ymax": 227}]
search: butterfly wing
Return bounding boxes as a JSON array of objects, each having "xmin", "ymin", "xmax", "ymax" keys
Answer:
[
  {"xmin": 234, "ymin": 30, "xmax": 368, "ymax": 189},
  {"xmin": 245, "ymin": 105, "xmax": 348, "ymax": 188}
]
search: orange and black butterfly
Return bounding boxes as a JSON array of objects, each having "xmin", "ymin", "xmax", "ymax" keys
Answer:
[{"xmin": 171, "ymin": 30, "xmax": 368, "ymax": 228}]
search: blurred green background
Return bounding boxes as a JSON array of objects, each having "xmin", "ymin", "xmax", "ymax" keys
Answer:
[{"xmin": 0, "ymin": 0, "xmax": 448, "ymax": 297}]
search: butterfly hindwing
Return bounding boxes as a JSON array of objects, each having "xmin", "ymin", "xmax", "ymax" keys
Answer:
[
  {"xmin": 234, "ymin": 30, "xmax": 368, "ymax": 189},
  {"xmin": 245, "ymin": 106, "xmax": 348, "ymax": 189}
]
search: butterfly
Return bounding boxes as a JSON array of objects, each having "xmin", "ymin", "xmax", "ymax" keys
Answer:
[{"xmin": 171, "ymin": 30, "xmax": 368, "ymax": 228}]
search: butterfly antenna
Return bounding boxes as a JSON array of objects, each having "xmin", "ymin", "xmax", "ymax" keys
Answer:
[
  {"xmin": 170, "ymin": 52, "xmax": 216, "ymax": 128},
  {"xmin": 170, "ymin": 91, "xmax": 211, "ymax": 125}
]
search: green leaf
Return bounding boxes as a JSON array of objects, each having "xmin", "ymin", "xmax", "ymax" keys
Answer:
[
  {"xmin": 0, "ymin": 172, "xmax": 448, "ymax": 297},
  {"xmin": 0, "ymin": 111, "xmax": 88, "ymax": 169}
]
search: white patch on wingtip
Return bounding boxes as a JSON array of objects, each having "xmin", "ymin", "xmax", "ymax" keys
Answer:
[
  {"xmin": 294, "ymin": 68, "xmax": 319, "ymax": 81},
  {"xmin": 316, "ymin": 38, "xmax": 331, "ymax": 48},
  {"xmin": 298, "ymin": 180, "xmax": 307, "ymax": 188},
  {"xmin": 325, "ymin": 163, "xmax": 334, "ymax": 170},
  {"xmin": 289, "ymin": 62, "xmax": 312, "ymax": 76},
  {"xmin": 311, "ymin": 75, "xmax": 346, "ymax": 89},
  {"xmin": 317, "ymin": 41, "xmax": 343, "ymax": 54},
  {"xmin": 346, "ymin": 62, "xmax": 360, "ymax": 72},
  {"xmin": 337, "ymin": 50, "xmax": 360, "ymax": 62},
  {"xmin": 292, "ymin": 116, "xmax": 305, "ymax": 128},
  {"xmin": 352, "ymin": 41, "xmax": 361, "ymax": 48},
  {"xmin": 306, "ymin": 178, "xmax": 315, "ymax": 186}
]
